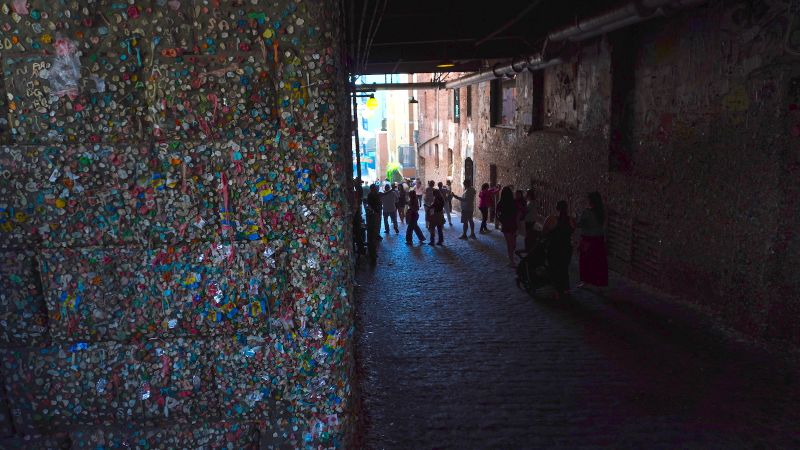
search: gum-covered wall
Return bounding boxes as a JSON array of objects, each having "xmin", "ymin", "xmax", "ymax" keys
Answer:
[
  {"xmin": 418, "ymin": 1, "xmax": 800, "ymax": 347},
  {"xmin": 0, "ymin": 0, "xmax": 354, "ymax": 448}
]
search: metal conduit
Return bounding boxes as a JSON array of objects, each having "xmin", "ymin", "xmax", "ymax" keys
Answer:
[
  {"xmin": 444, "ymin": 0, "xmax": 707, "ymax": 90},
  {"xmin": 355, "ymin": 82, "xmax": 444, "ymax": 91}
]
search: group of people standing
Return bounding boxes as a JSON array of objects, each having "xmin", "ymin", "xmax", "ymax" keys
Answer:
[
  {"xmin": 495, "ymin": 187, "xmax": 609, "ymax": 299},
  {"xmin": 363, "ymin": 179, "xmax": 459, "ymax": 247},
  {"xmin": 357, "ymin": 177, "xmax": 609, "ymax": 299}
]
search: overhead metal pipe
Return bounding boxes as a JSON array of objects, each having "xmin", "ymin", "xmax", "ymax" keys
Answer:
[
  {"xmin": 445, "ymin": 69, "xmax": 505, "ymax": 90},
  {"xmin": 549, "ymin": 0, "xmax": 707, "ymax": 43},
  {"xmin": 444, "ymin": 0, "xmax": 707, "ymax": 90},
  {"xmin": 355, "ymin": 82, "xmax": 444, "ymax": 92}
]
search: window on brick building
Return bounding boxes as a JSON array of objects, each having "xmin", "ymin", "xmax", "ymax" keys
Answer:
[
  {"xmin": 447, "ymin": 148, "xmax": 454, "ymax": 177},
  {"xmin": 435, "ymin": 144, "xmax": 440, "ymax": 168},
  {"xmin": 491, "ymin": 78, "xmax": 516, "ymax": 127},
  {"xmin": 453, "ymin": 89, "xmax": 460, "ymax": 122},
  {"xmin": 466, "ymin": 86, "xmax": 472, "ymax": 117}
]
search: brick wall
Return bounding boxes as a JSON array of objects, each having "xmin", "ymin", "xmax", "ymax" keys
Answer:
[
  {"xmin": 0, "ymin": 0, "xmax": 353, "ymax": 448},
  {"xmin": 418, "ymin": 0, "xmax": 800, "ymax": 347}
]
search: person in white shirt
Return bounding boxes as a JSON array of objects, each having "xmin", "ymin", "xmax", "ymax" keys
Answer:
[
  {"xmin": 414, "ymin": 179, "xmax": 424, "ymax": 207},
  {"xmin": 438, "ymin": 181, "xmax": 453, "ymax": 226},
  {"xmin": 380, "ymin": 184, "xmax": 399, "ymax": 234},
  {"xmin": 452, "ymin": 180, "xmax": 478, "ymax": 239}
]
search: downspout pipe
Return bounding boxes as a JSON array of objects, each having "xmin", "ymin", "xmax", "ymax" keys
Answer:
[{"xmin": 444, "ymin": 0, "xmax": 707, "ymax": 90}]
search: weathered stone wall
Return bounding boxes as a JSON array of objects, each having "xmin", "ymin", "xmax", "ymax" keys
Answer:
[
  {"xmin": 419, "ymin": 0, "xmax": 800, "ymax": 347},
  {"xmin": 0, "ymin": 0, "xmax": 353, "ymax": 448}
]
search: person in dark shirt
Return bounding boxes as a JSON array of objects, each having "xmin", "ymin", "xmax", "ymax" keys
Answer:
[
  {"xmin": 365, "ymin": 184, "xmax": 382, "ymax": 260},
  {"xmin": 405, "ymin": 191, "xmax": 426, "ymax": 244},
  {"xmin": 497, "ymin": 186, "xmax": 518, "ymax": 267},
  {"xmin": 543, "ymin": 200, "xmax": 576, "ymax": 298},
  {"xmin": 427, "ymin": 189, "xmax": 445, "ymax": 245}
]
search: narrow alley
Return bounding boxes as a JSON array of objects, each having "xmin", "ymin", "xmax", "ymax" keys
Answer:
[{"xmin": 355, "ymin": 214, "xmax": 800, "ymax": 449}]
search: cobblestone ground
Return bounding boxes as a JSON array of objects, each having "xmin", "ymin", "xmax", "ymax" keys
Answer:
[{"xmin": 354, "ymin": 212, "xmax": 800, "ymax": 449}]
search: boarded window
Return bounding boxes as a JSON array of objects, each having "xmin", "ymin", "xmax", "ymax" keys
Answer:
[{"xmin": 491, "ymin": 78, "xmax": 516, "ymax": 127}]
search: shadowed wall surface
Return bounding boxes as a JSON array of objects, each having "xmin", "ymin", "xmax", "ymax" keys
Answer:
[{"xmin": 417, "ymin": 0, "xmax": 800, "ymax": 349}]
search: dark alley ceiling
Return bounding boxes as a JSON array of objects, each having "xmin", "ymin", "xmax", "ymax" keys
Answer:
[{"xmin": 348, "ymin": 0, "xmax": 624, "ymax": 74}]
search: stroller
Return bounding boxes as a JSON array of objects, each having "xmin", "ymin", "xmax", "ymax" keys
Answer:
[{"xmin": 515, "ymin": 236, "xmax": 551, "ymax": 296}]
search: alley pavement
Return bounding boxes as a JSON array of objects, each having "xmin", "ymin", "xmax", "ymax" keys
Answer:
[{"xmin": 354, "ymin": 212, "xmax": 800, "ymax": 449}]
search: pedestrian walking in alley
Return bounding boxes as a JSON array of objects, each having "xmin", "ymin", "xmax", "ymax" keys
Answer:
[
  {"xmin": 478, "ymin": 183, "xmax": 500, "ymax": 233},
  {"xmin": 414, "ymin": 179, "xmax": 425, "ymax": 207},
  {"xmin": 380, "ymin": 184, "xmax": 399, "ymax": 235},
  {"xmin": 497, "ymin": 186, "xmax": 519, "ymax": 266},
  {"xmin": 543, "ymin": 200, "xmax": 576, "ymax": 298},
  {"xmin": 397, "ymin": 184, "xmax": 408, "ymax": 224},
  {"xmin": 452, "ymin": 180, "xmax": 477, "ymax": 239},
  {"xmin": 423, "ymin": 180, "xmax": 436, "ymax": 225},
  {"xmin": 440, "ymin": 181, "xmax": 453, "ymax": 226},
  {"xmin": 577, "ymin": 191, "xmax": 609, "ymax": 289},
  {"xmin": 427, "ymin": 189, "xmax": 445, "ymax": 245},
  {"xmin": 405, "ymin": 191, "xmax": 426, "ymax": 244}
]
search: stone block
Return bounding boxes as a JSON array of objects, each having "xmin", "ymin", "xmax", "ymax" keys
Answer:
[
  {"xmin": 3, "ymin": 54, "xmax": 148, "ymax": 145},
  {"xmin": 39, "ymin": 246, "xmax": 144, "ymax": 341},
  {"xmin": 212, "ymin": 335, "xmax": 277, "ymax": 420},
  {"xmin": 0, "ymin": 145, "xmax": 48, "ymax": 247},
  {"xmin": 70, "ymin": 421, "xmax": 258, "ymax": 449},
  {"xmin": 139, "ymin": 241, "xmax": 284, "ymax": 337},
  {"xmin": 0, "ymin": 433, "xmax": 70, "ymax": 449},
  {"xmin": 37, "ymin": 144, "xmax": 149, "ymax": 246},
  {"xmin": 0, "ymin": 250, "xmax": 48, "ymax": 346},
  {"xmin": 0, "ymin": 144, "xmax": 150, "ymax": 248},
  {"xmin": 0, "ymin": 342, "xmax": 141, "ymax": 433},
  {"xmin": 223, "ymin": 138, "xmax": 302, "ymax": 243},
  {"xmin": 136, "ymin": 338, "xmax": 217, "ymax": 424},
  {"xmin": 0, "ymin": 1, "xmax": 151, "ymax": 55},
  {"xmin": 139, "ymin": 141, "xmax": 220, "ymax": 244},
  {"xmin": 39, "ymin": 241, "xmax": 285, "ymax": 342},
  {"xmin": 148, "ymin": 55, "xmax": 278, "ymax": 141}
]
